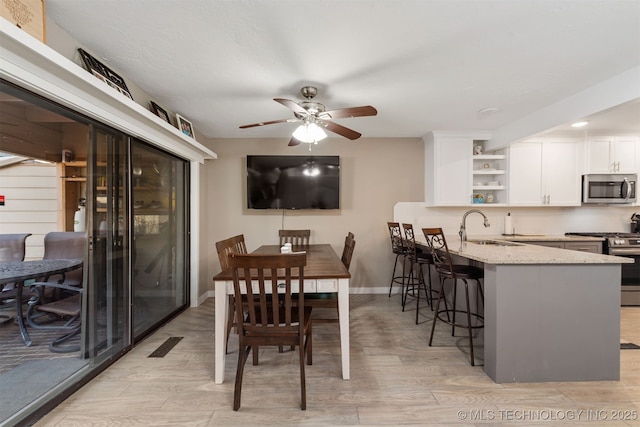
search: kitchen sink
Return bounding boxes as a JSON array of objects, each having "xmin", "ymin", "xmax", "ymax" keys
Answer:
[{"xmin": 469, "ymin": 240, "xmax": 521, "ymax": 247}]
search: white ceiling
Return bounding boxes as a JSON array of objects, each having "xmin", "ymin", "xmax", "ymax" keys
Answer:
[{"xmin": 45, "ymin": 0, "xmax": 640, "ymax": 141}]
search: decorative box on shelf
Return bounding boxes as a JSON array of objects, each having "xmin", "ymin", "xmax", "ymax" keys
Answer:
[{"xmin": 1, "ymin": 0, "xmax": 46, "ymax": 43}]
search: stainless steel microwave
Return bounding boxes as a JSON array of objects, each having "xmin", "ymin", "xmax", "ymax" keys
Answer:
[{"xmin": 582, "ymin": 174, "xmax": 637, "ymax": 204}]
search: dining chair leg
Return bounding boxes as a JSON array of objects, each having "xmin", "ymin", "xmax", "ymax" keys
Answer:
[
  {"xmin": 252, "ymin": 345, "xmax": 259, "ymax": 365},
  {"xmin": 233, "ymin": 345, "xmax": 251, "ymax": 411},
  {"xmin": 225, "ymin": 296, "xmax": 236, "ymax": 354},
  {"xmin": 299, "ymin": 340, "xmax": 307, "ymax": 410}
]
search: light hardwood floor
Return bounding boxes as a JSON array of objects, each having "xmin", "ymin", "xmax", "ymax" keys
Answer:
[{"xmin": 36, "ymin": 295, "xmax": 640, "ymax": 426}]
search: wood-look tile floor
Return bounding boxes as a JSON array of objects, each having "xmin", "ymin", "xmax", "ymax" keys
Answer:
[{"xmin": 35, "ymin": 295, "xmax": 640, "ymax": 426}]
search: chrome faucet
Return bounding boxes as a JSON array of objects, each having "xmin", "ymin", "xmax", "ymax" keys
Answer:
[{"xmin": 459, "ymin": 209, "xmax": 490, "ymax": 243}]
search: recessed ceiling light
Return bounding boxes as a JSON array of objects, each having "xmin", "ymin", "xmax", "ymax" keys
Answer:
[
  {"xmin": 571, "ymin": 121, "xmax": 588, "ymax": 128},
  {"xmin": 478, "ymin": 107, "xmax": 499, "ymax": 115}
]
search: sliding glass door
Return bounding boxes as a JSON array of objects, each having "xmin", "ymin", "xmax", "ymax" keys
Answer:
[
  {"xmin": 84, "ymin": 126, "xmax": 130, "ymax": 360},
  {"xmin": 130, "ymin": 141, "xmax": 189, "ymax": 338},
  {"xmin": 0, "ymin": 81, "xmax": 190, "ymax": 424}
]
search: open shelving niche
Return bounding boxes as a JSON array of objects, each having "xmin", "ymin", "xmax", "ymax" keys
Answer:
[{"xmin": 472, "ymin": 146, "xmax": 507, "ymax": 206}]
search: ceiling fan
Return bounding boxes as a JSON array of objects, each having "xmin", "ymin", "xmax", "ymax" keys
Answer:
[{"xmin": 239, "ymin": 86, "xmax": 377, "ymax": 146}]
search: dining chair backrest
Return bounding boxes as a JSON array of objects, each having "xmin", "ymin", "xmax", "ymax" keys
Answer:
[
  {"xmin": 0, "ymin": 233, "xmax": 31, "ymax": 262},
  {"xmin": 421, "ymin": 228, "xmax": 454, "ymax": 275},
  {"xmin": 229, "ymin": 252, "xmax": 307, "ymax": 337},
  {"xmin": 279, "ymin": 229, "xmax": 310, "ymax": 248},
  {"xmin": 341, "ymin": 232, "xmax": 356, "ymax": 270},
  {"xmin": 387, "ymin": 222, "xmax": 405, "ymax": 255},
  {"xmin": 42, "ymin": 232, "xmax": 85, "ymax": 286},
  {"xmin": 228, "ymin": 251, "xmax": 311, "ymax": 410},
  {"xmin": 215, "ymin": 234, "xmax": 248, "ymax": 271}
]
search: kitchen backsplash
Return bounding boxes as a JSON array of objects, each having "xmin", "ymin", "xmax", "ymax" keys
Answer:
[{"xmin": 394, "ymin": 202, "xmax": 638, "ymax": 236}]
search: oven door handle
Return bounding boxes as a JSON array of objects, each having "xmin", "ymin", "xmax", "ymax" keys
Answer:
[{"xmin": 608, "ymin": 248, "xmax": 640, "ymax": 256}]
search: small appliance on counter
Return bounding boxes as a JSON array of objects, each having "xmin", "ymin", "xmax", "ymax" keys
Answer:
[{"xmin": 631, "ymin": 213, "xmax": 640, "ymax": 233}]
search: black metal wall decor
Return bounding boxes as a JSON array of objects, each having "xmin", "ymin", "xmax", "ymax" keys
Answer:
[{"xmin": 78, "ymin": 48, "xmax": 133, "ymax": 100}]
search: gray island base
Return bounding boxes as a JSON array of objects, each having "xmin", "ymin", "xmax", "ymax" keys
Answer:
[
  {"xmin": 444, "ymin": 238, "xmax": 630, "ymax": 383},
  {"xmin": 483, "ymin": 263, "xmax": 620, "ymax": 383}
]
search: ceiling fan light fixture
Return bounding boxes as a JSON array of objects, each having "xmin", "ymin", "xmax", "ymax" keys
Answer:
[{"xmin": 292, "ymin": 122, "xmax": 327, "ymax": 143}]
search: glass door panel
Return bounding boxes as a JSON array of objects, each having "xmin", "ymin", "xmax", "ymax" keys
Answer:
[
  {"xmin": 85, "ymin": 126, "xmax": 130, "ymax": 360},
  {"xmin": 131, "ymin": 141, "xmax": 188, "ymax": 339}
]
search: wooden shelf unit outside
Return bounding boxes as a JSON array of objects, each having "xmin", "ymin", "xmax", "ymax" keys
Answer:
[{"xmin": 59, "ymin": 160, "xmax": 87, "ymax": 231}]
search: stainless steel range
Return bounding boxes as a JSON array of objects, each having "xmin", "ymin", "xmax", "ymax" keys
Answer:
[{"xmin": 566, "ymin": 232, "xmax": 640, "ymax": 306}]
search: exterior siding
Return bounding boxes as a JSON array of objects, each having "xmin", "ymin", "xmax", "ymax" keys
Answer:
[{"xmin": 0, "ymin": 160, "xmax": 58, "ymax": 259}]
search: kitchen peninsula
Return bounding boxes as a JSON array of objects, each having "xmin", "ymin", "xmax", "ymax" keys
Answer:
[{"xmin": 445, "ymin": 238, "xmax": 633, "ymax": 383}]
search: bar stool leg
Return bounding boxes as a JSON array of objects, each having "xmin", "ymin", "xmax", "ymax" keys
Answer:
[
  {"xmin": 428, "ymin": 276, "xmax": 446, "ymax": 346},
  {"xmin": 388, "ymin": 253, "xmax": 400, "ymax": 297},
  {"xmin": 464, "ymin": 280, "xmax": 476, "ymax": 366}
]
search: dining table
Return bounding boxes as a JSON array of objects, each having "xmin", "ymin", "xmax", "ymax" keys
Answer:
[
  {"xmin": 212, "ymin": 244, "xmax": 351, "ymax": 384},
  {"xmin": 0, "ymin": 258, "xmax": 83, "ymax": 346}
]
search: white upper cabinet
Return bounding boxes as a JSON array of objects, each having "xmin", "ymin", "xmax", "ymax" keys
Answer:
[
  {"xmin": 587, "ymin": 136, "xmax": 639, "ymax": 174},
  {"xmin": 424, "ymin": 131, "xmax": 501, "ymax": 206},
  {"xmin": 509, "ymin": 140, "xmax": 580, "ymax": 206}
]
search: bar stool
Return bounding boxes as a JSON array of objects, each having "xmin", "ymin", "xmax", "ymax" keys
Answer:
[
  {"xmin": 422, "ymin": 227, "xmax": 484, "ymax": 366},
  {"xmin": 401, "ymin": 223, "xmax": 435, "ymax": 323},
  {"xmin": 386, "ymin": 222, "xmax": 408, "ymax": 298}
]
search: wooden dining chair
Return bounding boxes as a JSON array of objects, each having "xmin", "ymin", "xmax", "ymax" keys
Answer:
[
  {"xmin": 229, "ymin": 252, "xmax": 312, "ymax": 411},
  {"xmin": 279, "ymin": 229, "xmax": 310, "ymax": 248},
  {"xmin": 341, "ymin": 232, "xmax": 356, "ymax": 270},
  {"xmin": 304, "ymin": 232, "xmax": 355, "ymax": 324},
  {"xmin": 215, "ymin": 234, "xmax": 248, "ymax": 353}
]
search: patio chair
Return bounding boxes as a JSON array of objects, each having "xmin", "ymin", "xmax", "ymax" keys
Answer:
[
  {"xmin": 0, "ymin": 233, "xmax": 32, "ymax": 322},
  {"xmin": 24, "ymin": 232, "xmax": 85, "ymax": 352}
]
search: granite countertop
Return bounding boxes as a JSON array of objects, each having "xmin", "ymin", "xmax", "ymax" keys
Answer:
[
  {"xmin": 437, "ymin": 236, "xmax": 633, "ymax": 265},
  {"xmin": 489, "ymin": 234, "xmax": 605, "ymax": 242}
]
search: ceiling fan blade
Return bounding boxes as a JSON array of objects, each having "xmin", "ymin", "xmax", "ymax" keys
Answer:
[
  {"xmin": 274, "ymin": 98, "xmax": 308, "ymax": 115},
  {"xmin": 321, "ymin": 105, "xmax": 377, "ymax": 119},
  {"xmin": 239, "ymin": 118, "xmax": 298, "ymax": 129},
  {"xmin": 318, "ymin": 119, "xmax": 362, "ymax": 140},
  {"xmin": 288, "ymin": 137, "xmax": 302, "ymax": 147}
]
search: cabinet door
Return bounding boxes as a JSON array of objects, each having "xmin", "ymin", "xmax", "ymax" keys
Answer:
[
  {"xmin": 544, "ymin": 141, "xmax": 580, "ymax": 206},
  {"xmin": 428, "ymin": 137, "xmax": 472, "ymax": 206},
  {"xmin": 587, "ymin": 137, "xmax": 613, "ymax": 173},
  {"xmin": 508, "ymin": 142, "xmax": 543, "ymax": 205},
  {"xmin": 614, "ymin": 137, "xmax": 639, "ymax": 173}
]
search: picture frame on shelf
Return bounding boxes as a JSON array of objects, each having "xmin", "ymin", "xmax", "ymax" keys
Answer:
[
  {"xmin": 150, "ymin": 101, "xmax": 171, "ymax": 124},
  {"xmin": 77, "ymin": 48, "xmax": 133, "ymax": 100},
  {"xmin": 176, "ymin": 114, "xmax": 195, "ymax": 138}
]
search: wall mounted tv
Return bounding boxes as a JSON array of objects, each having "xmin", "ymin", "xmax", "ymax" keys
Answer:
[{"xmin": 247, "ymin": 155, "xmax": 340, "ymax": 210}]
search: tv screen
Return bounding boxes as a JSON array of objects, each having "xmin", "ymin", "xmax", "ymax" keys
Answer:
[{"xmin": 247, "ymin": 155, "xmax": 340, "ymax": 210}]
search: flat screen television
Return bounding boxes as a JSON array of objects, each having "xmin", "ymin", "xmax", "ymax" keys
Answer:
[{"xmin": 247, "ymin": 155, "xmax": 340, "ymax": 210}]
